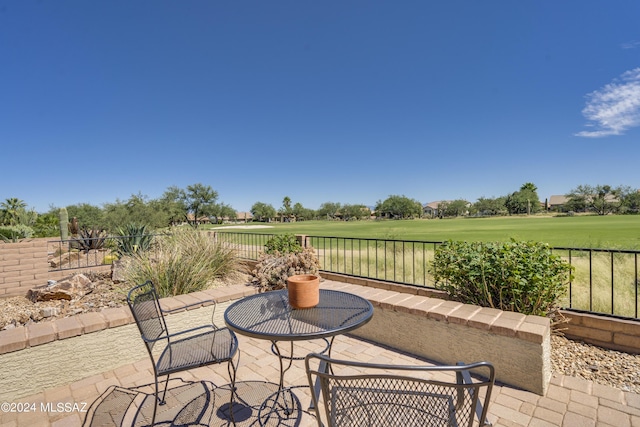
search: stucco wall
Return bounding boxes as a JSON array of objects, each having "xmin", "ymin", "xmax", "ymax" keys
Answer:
[
  {"xmin": 0, "ymin": 299, "xmax": 235, "ymax": 402},
  {"xmin": 352, "ymin": 306, "xmax": 550, "ymax": 395}
]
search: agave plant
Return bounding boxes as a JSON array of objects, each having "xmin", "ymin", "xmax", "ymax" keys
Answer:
[
  {"xmin": 114, "ymin": 223, "xmax": 154, "ymax": 257},
  {"xmin": 72, "ymin": 227, "xmax": 108, "ymax": 252}
]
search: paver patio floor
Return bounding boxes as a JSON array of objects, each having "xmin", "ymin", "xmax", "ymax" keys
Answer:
[{"xmin": 2, "ymin": 330, "xmax": 640, "ymax": 426}]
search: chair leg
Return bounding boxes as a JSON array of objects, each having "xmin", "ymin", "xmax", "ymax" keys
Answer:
[
  {"xmin": 151, "ymin": 376, "xmax": 159, "ymax": 426},
  {"xmin": 150, "ymin": 374, "xmax": 170, "ymax": 426},
  {"xmin": 159, "ymin": 374, "xmax": 171, "ymax": 405}
]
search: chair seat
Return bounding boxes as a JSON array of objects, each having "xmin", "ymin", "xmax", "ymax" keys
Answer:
[{"xmin": 157, "ymin": 327, "xmax": 238, "ymax": 376}]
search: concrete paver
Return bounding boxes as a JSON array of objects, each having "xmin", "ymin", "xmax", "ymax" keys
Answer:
[{"xmin": 1, "ymin": 333, "xmax": 638, "ymax": 426}]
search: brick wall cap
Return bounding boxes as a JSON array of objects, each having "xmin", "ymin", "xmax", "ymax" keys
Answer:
[
  {"xmin": 26, "ymin": 322, "xmax": 57, "ymax": 346},
  {"xmin": 77, "ymin": 312, "xmax": 107, "ymax": 333},
  {"xmin": 100, "ymin": 307, "xmax": 133, "ymax": 328},
  {"xmin": 54, "ymin": 316, "xmax": 83, "ymax": 339},
  {"xmin": 427, "ymin": 300, "xmax": 464, "ymax": 321},
  {"xmin": 448, "ymin": 304, "xmax": 482, "ymax": 325},
  {"xmin": 0, "ymin": 327, "xmax": 27, "ymax": 354},
  {"xmin": 467, "ymin": 310, "xmax": 502, "ymax": 330},
  {"xmin": 516, "ymin": 321, "xmax": 549, "ymax": 344}
]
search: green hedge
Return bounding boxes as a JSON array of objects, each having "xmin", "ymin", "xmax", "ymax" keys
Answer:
[{"xmin": 430, "ymin": 240, "xmax": 573, "ymax": 317}]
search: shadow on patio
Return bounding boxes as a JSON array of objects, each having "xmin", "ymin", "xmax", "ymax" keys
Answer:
[{"xmin": 3, "ymin": 331, "xmax": 637, "ymax": 426}]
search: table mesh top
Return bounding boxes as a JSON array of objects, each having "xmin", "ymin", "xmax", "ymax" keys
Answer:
[{"xmin": 224, "ymin": 289, "xmax": 373, "ymax": 340}]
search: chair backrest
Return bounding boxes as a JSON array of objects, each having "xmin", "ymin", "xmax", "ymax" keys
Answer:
[
  {"xmin": 126, "ymin": 281, "xmax": 169, "ymax": 351},
  {"xmin": 305, "ymin": 353, "xmax": 495, "ymax": 427}
]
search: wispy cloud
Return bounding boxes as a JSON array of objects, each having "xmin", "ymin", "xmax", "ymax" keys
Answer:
[
  {"xmin": 575, "ymin": 68, "xmax": 640, "ymax": 138},
  {"xmin": 621, "ymin": 40, "xmax": 640, "ymax": 49}
]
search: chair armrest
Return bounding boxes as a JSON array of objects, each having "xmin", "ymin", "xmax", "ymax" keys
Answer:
[
  {"xmin": 165, "ymin": 324, "xmax": 215, "ymax": 340},
  {"xmin": 160, "ymin": 298, "xmax": 221, "ymax": 328},
  {"xmin": 142, "ymin": 325, "xmax": 214, "ymax": 343},
  {"xmin": 457, "ymin": 362, "xmax": 493, "ymax": 426},
  {"xmin": 160, "ymin": 298, "xmax": 217, "ymax": 314}
]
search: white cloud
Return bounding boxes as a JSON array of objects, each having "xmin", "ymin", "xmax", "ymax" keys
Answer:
[
  {"xmin": 575, "ymin": 68, "xmax": 640, "ymax": 138},
  {"xmin": 621, "ymin": 40, "xmax": 640, "ymax": 49}
]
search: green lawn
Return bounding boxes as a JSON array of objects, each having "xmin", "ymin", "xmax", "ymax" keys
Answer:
[
  {"xmin": 209, "ymin": 215, "xmax": 640, "ymax": 250},
  {"xmin": 209, "ymin": 215, "xmax": 640, "ymax": 316}
]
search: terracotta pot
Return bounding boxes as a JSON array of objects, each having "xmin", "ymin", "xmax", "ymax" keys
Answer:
[{"xmin": 287, "ymin": 274, "xmax": 320, "ymax": 309}]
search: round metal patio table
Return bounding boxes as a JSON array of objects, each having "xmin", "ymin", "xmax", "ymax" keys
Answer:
[{"xmin": 224, "ymin": 289, "xmax": 374, "ymax": 425}]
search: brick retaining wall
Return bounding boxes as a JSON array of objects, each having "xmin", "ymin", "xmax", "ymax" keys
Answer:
[
  {"xmin": 322, "ymin": 280, "xmax": 551, "ymax": 395},
  {"xmin": 562, "ymin": 311, "xmax": 640, "ymax": 354},
  {"xmin": 0, "ymin": 238, "xmax": 110, "ymax": 297}
]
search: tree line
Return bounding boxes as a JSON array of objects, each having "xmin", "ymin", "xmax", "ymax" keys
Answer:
[
  {"xmin": 426, "ymin": 183, "xmax": 640, "ymax": 218},
  {"xmin": 0, "ymin": 184, "xmax": 234, "ymax": 238},
  {"xmin": 2, "ymin": 181, "xmax": 639, "ymax": 239}
]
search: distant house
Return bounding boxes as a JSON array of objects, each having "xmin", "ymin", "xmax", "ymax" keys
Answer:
[
  {"xmin": 423, "ymin": 201, "xmax": 441, "ymax": 217},
  {"xmin": 235, "ymin": 211, "xmax": 253, "ymax": 223},
  {"xmin": 185, "ymin": 214, "xmax": 211, "ymax": 225},
  {"xmin": 548, "ymin": 195, "xmax": 569, "ymax": 212},
  {"xmin": 423, "ymin": 200, "xmax": 470, "ymax": 218}
]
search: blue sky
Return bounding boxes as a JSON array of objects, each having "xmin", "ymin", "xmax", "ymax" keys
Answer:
[{"xmin": 1, "ymin": 1, "xmax": 639, "ymax": 214}]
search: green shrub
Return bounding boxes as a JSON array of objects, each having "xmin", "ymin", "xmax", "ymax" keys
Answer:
[
  {"xmin": 114, "ymin": 223, "xmax": 154, "ymax": 257},
  {"xmin": 430, "ymin": 240, "xmax": 573, "ymax": 317},
  {"xmin": 264, "ymin": 234, "xmax": 302, "ymax": 255},
  {"xmin": 121, "ymin": 228, "xmax": 241, "ymax": 297}
]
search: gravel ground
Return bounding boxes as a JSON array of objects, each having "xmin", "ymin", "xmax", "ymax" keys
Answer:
[
  {"xmin": 551, "ymin": 334, "xmax": 640, "ymax": 392},
  {"xmin": 2, "ymin": 277, "xmax": 640, "ymax": 394}
]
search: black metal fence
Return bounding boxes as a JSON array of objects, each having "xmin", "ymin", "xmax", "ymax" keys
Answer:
[
  {"xmin": 48, "ymin": 231, "xmax": 640, "ymax": 320},
  {"xmin": 551, "ymin": 247, "xmax": 640, "ymax": 319},
  {"xmin": 215, "ymin": 232, "xmax": 640, "ymax": 321},
  {"xmin": 47, "ymin": 235, "xmax": 155, "ymax": 272}
]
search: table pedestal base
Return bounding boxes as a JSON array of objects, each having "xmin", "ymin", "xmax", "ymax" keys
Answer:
[{"xmin": 257, "ymin": 387, "xmax": 300, "ymax": 426}]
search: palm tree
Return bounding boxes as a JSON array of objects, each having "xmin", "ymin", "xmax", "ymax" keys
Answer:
[{"xmin": 1, "ymin": 198, "xmax": 27, "ymax": 225}]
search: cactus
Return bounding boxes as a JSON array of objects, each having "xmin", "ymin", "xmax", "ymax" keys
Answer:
[{"xmin": 58, "ymin": 208, "xmax": 68, "ymax": 241}]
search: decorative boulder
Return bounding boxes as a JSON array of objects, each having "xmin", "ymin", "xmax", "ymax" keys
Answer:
[
  {"xmin": 111, "ymin": 259, "xmax": 129, "ymax": 283},
  {"xmin": 27, "ymin": 274, "xmax": 94, "ymax": 302}
]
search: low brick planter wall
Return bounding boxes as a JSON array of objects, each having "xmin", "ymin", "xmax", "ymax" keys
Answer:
[
  {"xmin": 562, "ymin": 311, "xmax": 640, "ymax": 354},
  {"xmin": 321, "ymin": 280, "xmax": 551, "ymax": 395},
  {"xmin": 0, "ymin": 284, "xmax": 258, "ymax": 402},
  {"xmin": 0, "ymin": 280, "xmax": 551, "ymax": 402},
  {"xmin": 0, "ymin": 238, "xmax": 112, "ymax": 297}
]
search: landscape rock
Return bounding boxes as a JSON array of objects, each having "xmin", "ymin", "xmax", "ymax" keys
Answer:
[
  {"xmin": 111, "ymin": 259, "xmax": 129, "ymax": 283},
  {"xmin": 27, "ymin": 274, "xmax": 95, "ymax": 302},
  {"xmin": 40, "ymin": 307, "xmax": 60, "ymax": 318}
]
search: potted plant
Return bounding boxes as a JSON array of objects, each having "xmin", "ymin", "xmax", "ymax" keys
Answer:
[{"xmin": 252, "ymin": 234, "xmax": 321, "ymax": 307}]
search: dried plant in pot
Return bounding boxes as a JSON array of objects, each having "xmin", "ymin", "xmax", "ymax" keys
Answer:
[{"xmin": 251, "ymin": 234, "xmax": 320, "ymax": 294}]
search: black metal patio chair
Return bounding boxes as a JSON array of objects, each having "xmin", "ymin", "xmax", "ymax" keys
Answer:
[
  {"xmin": 305, "ymin": 353, "xmax": 495, "ymax": 427},
  {"xmin": 127, "ymin": 281, "xmax": 239, "ymax": 425}
]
